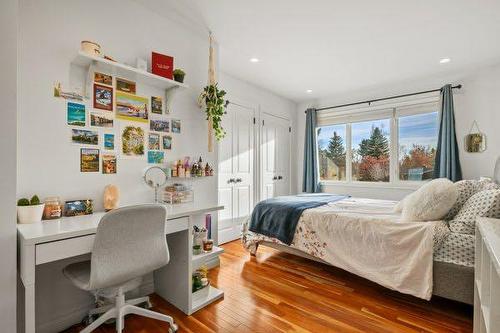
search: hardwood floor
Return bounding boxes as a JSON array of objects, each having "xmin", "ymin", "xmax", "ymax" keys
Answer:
[{"xmin": 64, "ymin": 240, "xmax": 473, "ymax": 333}]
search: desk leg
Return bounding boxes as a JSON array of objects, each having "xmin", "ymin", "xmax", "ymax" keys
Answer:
[
  {"xmin": 20, "ymin": 244, "xmax": 36, "ymax": 333},
  {"xmin": 24, "ymin": 283, "xmax": 36, "ymax": 333},
  {"xmin": 154, "ymin": 230, "xmax": 190, "ymax": 314}
]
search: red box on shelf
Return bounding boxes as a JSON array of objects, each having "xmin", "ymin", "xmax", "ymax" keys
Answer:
[{"xmin": 151, "ymin": 52, "xmax": 174, "ymax": 79}]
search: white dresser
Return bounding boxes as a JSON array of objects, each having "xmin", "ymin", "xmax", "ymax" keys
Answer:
[{"xmin": 475, "ymin": 217, "xmax": 500, "ymax": 332}]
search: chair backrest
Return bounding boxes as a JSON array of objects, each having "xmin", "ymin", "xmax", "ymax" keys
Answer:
[{"xmin": 89, "ymin": 204, "xmax": 169, "ymax": 290}]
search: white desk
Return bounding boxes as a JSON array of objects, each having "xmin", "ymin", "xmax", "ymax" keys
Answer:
[{"xmin": 17, "ymin": 203, "xmax": 224, "ymax": 333}]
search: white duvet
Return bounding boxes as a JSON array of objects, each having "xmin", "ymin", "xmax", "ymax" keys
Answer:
[{"xmin": 243, "ymin": 197, "xmax": 448, "ymax": 300}]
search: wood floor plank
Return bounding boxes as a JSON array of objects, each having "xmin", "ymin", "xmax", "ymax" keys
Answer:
[{"xmin": 62, "ymin": 240, "xmax": 472, "ymax": 333}]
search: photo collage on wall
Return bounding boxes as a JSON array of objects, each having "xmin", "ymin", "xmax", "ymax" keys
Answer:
[{"xmin": 61, "ymin": 68, "xmax": 182, "ymax": 173}]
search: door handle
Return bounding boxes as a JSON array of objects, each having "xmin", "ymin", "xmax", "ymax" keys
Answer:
[
  {"xmin": 235, "ymin": 178, "xmax": 242, "ymax": 183},
  {"xmin": 228, "ymin": 178, "xmax": 235, "ymax": 183},
  {"xmin": 272, "ymin": 176, "xmax": 278, "ymax": 180},
  {"xmin": 278, "ymin": 176, "xmax": 283, "ymax": 180}
]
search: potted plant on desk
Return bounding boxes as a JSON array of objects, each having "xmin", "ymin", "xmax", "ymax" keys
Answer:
[{"xmin": 17, "ymin": 195, "xmax": 45, "ymax": 224}]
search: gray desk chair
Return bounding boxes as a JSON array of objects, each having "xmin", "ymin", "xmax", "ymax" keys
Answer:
[{"xmin": 63, "ymin": 204, "xmax": 178, "ymax": 333}]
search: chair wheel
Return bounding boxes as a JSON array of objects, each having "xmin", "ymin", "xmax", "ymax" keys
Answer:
[
  {"xmin": 168, "ymin": 323, "xmax": 178, "ymax": 333},
  {"xmin": 82, "ymin": 315, "xmax": 95, "ymax": 326}
]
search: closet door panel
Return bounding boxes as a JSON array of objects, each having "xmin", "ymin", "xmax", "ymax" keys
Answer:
[{"xmin": 218, "ymin": 187, "xmax": 233, "ymax": 230}]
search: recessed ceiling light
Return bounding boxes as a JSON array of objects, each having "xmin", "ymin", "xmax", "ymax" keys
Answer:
[
  {"xmin": 439, "ymin": 58, "xmax": 451, "ymax": 64},
  {"xmin": 249, "ymin": 58, "xmax": 259, "ymax": 63},
  {"xmin": 306, "ymin": 89, "xmax": 313, "ymax": 93}
]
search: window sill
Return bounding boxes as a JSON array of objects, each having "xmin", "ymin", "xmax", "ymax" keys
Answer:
[{"xmin": 319, "ymin": 181, "xmax": 423, "ymax": 190}]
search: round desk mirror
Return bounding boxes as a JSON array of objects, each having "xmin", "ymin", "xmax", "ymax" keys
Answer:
[{"xmin": 143, "ymin": 166, "xmax": 168, "ymax": 203}]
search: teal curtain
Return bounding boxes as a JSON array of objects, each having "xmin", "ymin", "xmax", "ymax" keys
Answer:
[
  {"xmin": 302, "ymin": 108, "xmax": 320, "ymax": 192},
  {"xmin": 433, "ymin": 84, "xmax": 462, "ymax": 181}
]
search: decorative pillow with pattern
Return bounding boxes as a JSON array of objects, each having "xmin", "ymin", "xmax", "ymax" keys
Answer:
[
  {"xmin": 449, "ymin": 189, "xmax": 500, "ymax": 234},
  {"xmin": 444, "ymin": 179, "xmax": 500, "ymax": 221}
]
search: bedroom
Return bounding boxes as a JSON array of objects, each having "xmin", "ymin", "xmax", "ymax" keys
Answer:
[{"xmin": 1, "ymin": 0, "xmax": 500, "ymax": 332}]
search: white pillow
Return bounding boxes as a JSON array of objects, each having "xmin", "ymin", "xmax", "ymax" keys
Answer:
[{"xmin": 401, "ymin": 178, "xmax": 458, "ymax": 222}]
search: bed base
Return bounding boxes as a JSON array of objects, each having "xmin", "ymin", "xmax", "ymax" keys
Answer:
[{"xmin": 254, "ymin": 241, "xmax": 473, "ymax": 305}]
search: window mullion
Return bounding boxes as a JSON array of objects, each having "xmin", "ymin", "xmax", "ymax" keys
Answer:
[
  {"xmin": 390, "ymin": 108, "xmax": 398, "ymax": 184},
  {"xmin": 346, "ymin": 123, "xmax": 352, "ymax": 183}
]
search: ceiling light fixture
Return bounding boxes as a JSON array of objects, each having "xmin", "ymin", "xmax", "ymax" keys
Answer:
[
  {"xmin": 306, "ymin": 89, "xmax": 313, "ymax": 93},
  {"xmin": 439, "ymin": 58, "xmax": 451, "ymax": 64},
  {"xmin": 249, "ymin": 58, "xmax": 259, "ymax": 63}
]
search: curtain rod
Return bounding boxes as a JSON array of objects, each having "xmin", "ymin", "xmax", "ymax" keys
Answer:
[{"xmin": 306, "ymin": 84, "xmax": 462, "ymax": 113}]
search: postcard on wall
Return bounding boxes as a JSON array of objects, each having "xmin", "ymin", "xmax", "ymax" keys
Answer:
[
  {"xmin": 80, "ymin": 148, "xmax": 100, "ymax": 172},
  {"xmin": 116, "ymin": 78, "xmax": 136, "ymax": 94},
  {"xmin": 67, "ymin": 102, "xmax": 86, "ymax": 127},
  {"xmin": 71, "ymin": 128, "xmax": 98, "ymax": 145},
  {"xmin": 148, "ymin": 150, "xmax": 164, "ymax": 164},
  {"xmin": 172, "ymin": 119, "xmax": 181, "ymax": 133},
  {"xmin": 150, "ymin": 119, "xmax": 169, "ymax": 132},
  {"xmin": 104, "ymin": 133, "xmax": 115, "ymax": 150},
  {"xmin": 151, "ymin": 96, "xmax": 163, "ymax": 114},
  {"xmin": 121, "ymin": 125, "xmax": 145, "ymax": 158},
  {"xmin": 94, "ymin": 72, "xmax": 112, "ymax": 86},
  {"xmin": 148, "ymin": 133, "xmax": 160, "ymax": 150},
  {"xmin": 93, "ymin": 83, "xmax": 113, "ymax": 111},
  {"xmin": 116, "ymin": 91, "xmax": 149, "ymax": 123},
  {"xmin": 162, "ymin": 135, "xmax": 172, "ymax": 150},
  {"xmin": 102, "ymin": 154, "xmax": 117, "ymax": 174},
  {"xmin": 90, "ymin": 112, "xmax": 114, "ymax": 128}
]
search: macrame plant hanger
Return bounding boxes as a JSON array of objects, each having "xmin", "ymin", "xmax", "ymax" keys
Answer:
[{"xmin": 207, "ymin": 32, "xmax": 216, "ymax": 152}]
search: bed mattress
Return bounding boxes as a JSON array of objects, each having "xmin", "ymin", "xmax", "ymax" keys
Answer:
[{"xmin": 243, "ymin": 197, "xmax": 476, "ymax": 300}]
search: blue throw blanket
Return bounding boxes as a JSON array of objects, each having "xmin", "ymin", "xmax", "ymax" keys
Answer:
[{"xmin": 249, "ymin": 194, "xmax": 348, "ymax": 245}]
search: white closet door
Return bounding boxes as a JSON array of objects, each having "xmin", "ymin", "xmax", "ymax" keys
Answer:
[
  {"xmin": 261, "ymin": 113, "xmax": 291, "ymax": 200},
  {"xmin": 218, "ymin": 102, "xmax": 255, "ymax": 244}
]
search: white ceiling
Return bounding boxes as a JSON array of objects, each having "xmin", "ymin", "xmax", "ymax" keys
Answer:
[{"xmin": 144, "ymin": 0, "xmax": 500, "ymax": 102}]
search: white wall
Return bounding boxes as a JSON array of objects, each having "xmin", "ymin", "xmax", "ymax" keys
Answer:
[
  {"xmin": 0, "ymin": 0, "xmax": 18, "ymax": 332},
  {"xmin": 17, "ymin": 0, "xmax": 218, "ymax": 331},
  {"xmin": 219, "ymin": 72, "xmax": 298, "ymax": 193},
  {"xmin": 296, "ymin": 63, "xmax": 500, "ymax": 200}
]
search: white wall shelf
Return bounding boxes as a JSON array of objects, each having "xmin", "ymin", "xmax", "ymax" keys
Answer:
[
  {"xmin": 71, "ymin": 51, "xmax": 188, "ymax": 112},
  {"xmin": 191, "ymin": 285, "xmax": 224, "ymax": 313},
  {"xmin": 192, "ymin": 246, "xmax": 224, "ymax": 269},
  {"xmin": 475, "ymin": 217, "xmax": 500, "ymax": 333}
]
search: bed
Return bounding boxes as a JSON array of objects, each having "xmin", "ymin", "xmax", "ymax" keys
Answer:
[{"xmin": 243, "ymin": 158, "xmax": 500, "ymax": 306}]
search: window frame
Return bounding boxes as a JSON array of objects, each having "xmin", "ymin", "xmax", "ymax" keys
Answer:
[{"xmin": 316, "ymin": 99, "xmax": 440, "ymax": 188}]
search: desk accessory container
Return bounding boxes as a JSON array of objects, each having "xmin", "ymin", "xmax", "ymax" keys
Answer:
[{"xmin": 17, "ymin": 195, "xmax": 45, "ymax": 224}]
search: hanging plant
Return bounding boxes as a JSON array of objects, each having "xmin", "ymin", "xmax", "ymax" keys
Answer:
[{"xmin": 198, "ymin": 83, "xmax": 227, "ymax": 140}]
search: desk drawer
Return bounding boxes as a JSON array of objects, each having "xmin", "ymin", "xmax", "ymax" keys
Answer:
[
  {"xmin": 36, "ymin": 234, "xmax": 94, "ymax": 265},
  {"xmin": 166, "ymin": 217, "xmax": 189, "ymax": 234},
  {"xmin": 35, "ymin": 217, "xmax": 189, "ymax": 265}
]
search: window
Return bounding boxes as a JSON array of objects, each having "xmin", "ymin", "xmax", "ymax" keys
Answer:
[
  {"xmin": 316, "ymin": 102, "xmax": 439, "ymax": 185},
  {"xmin": 352, "ymin": 119, "xmax": 390, "ymax": 182},
  {"xmin": 317, "ymin": 124, "xmax": 346, "ymax": 181},
  {"xmin": 398, "ymin": 112, "xmax": 438, "ymax": 181}
]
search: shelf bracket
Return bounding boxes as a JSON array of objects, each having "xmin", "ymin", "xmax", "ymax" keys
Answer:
[
  {"xmin": 165, "ymin": 86, "xmax": 180, "ymax": 114},
  {"xmin": 83, "ymin": 61, "xmax": 97, "ymax": 100}
]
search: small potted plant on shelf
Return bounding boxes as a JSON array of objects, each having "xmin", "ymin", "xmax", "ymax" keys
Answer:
[
  {"xmin": 173, "ymin": 69, "xmax": 186, "ymax": 83},
  {"xmin": 17, "ymin": 195, "xmax": 45, "ymax": 224}
]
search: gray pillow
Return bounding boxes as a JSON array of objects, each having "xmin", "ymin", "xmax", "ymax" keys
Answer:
[
  {"xmin": 444, "ymin": 179, "xmax": 500, "ymax": 221},
  {"xmin": 449, "ymin": 189, "xmax": 500, "ymax": 234}
]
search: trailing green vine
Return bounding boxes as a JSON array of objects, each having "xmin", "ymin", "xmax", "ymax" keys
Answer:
[{"xmin": 199, "ymin": 83, "xmax": 227, "ymax": 140}]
